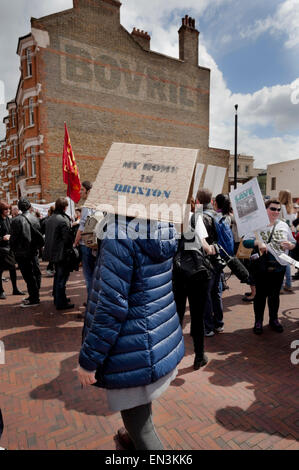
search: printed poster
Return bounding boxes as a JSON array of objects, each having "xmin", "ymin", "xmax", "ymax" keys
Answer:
[{"xmin": 229, "ymin": 177, "xmax": 269, "ymax": 237}]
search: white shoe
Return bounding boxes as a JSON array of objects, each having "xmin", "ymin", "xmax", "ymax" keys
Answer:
[
  {"xmin": 46, "ymin": 270, "xmax": 55, "ymax": 277},
  {"xmin": 215, "ymin": 326, "xmax": 224, "ymax": 333},
  {"xmin": 205, "ymin": 330, "xmax": 215, "ymax": 337}
]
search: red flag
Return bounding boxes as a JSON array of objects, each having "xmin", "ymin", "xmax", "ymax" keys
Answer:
[{"xmin": 62, "ymin": 123, "xmax": 81, "ymax": 203}]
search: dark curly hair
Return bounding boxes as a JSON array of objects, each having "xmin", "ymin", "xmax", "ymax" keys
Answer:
[{"xmin": 215, "ymin": 194, "xmax": 231, "ymax": 215}]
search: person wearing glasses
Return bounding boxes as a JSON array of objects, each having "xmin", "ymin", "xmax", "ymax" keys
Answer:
[{"xmin": 243, "ymin": 199, "xmax": 296, "ymax": 335}]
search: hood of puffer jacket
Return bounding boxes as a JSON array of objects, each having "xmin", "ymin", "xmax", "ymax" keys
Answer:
[{"xmin": 105, "ymin": 215, "xmax": 178, "ymax": 262}]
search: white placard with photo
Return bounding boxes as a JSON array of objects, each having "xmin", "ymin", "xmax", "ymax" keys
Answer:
[{"xmin": 229, "ymin": 177, "xmax": 270, "ymax": 237}]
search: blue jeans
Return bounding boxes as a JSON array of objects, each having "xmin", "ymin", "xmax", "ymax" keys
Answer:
[
  {"xmin": 80, "ymin": 245, "xmax": 97, "ymax": 297},
  {"xmin": 284, "ymin": 264, "xmax": 292, "ymax": 288},
  {"xmin": 53, "ymin": 262, "xmax": 70, "ymax": 308},
  {"xmin": 203, "ymin": 270, "xmax": 224, "ymax": 332}
]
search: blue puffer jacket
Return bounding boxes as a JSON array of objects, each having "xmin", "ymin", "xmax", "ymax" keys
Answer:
[{"xmin": 79, "ymin": 217, "xmax": 184, "ymax": 389}]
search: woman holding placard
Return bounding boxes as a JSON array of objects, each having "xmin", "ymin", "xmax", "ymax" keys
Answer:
[{"xmin": 243, "ymin": 198, "xmax": 296, "ymax": 335}]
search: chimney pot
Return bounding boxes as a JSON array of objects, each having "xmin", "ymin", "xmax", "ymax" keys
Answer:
[{"xmin": 178, "ymin": 15, "xmax": 200, "ymax": 65}]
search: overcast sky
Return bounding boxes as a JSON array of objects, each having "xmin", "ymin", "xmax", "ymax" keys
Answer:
[{"xmin": 1, "ymin": 0, "xmax": 299, "ymax": 168}]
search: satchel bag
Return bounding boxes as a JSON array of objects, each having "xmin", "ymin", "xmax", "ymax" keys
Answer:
[
  {"xmin": 21, "ymin": 215, "xmax": 45, "ymax": 249},
  {"xmin": 65, "ymin": 246, "xmax": 80, "ymax": 272},
  {"xmin": 236, "ymin": 239, "xmax": 253, "ymax": 259},
  {"xmin": 0, "ymin": 246, "xmax": 16, "ymax": 270}
]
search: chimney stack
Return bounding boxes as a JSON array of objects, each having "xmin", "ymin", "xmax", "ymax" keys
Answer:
[
  {"xmin": 178, "ymin": 15, "xmax": 199, "ymax": 66},
  {"xmin": 131, "ymin": 28, "xmax": 151, "ymax": 51},
  {"xmin": 73, "ymin": 0, "xmax": 122, "ymax": 22}
]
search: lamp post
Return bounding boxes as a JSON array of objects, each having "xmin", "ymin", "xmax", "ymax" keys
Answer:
[{"xmin": 234, "ymin": 104, "xmax": 238, "ymax": 189}]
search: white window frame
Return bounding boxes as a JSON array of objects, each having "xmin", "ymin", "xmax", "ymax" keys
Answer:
[
  {"xmin": 26, "ymin": 150, "xmax": 31, "ymax": 178},
  {"xmin": 29, "ymin": 98, "xmax": 34, "ymax": 126},
  {"xmin": 11, "ymin": 110, "xmax": 16, "ymax": 128},
  {"xmin": 13, "ymin": 141, "xmax": 17, "ymax": 159},
  {"xmin": 26, "ymin": 48, "xmax": 32, "ymax": 77},
  {"xmin": 31, "ymin": 147, "xmax": 36, "ymax": 177}
]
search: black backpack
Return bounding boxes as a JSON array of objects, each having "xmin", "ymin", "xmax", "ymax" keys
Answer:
[{"xmin": 173, "ymin": 216, "xmax": 213, "ymax": 282}]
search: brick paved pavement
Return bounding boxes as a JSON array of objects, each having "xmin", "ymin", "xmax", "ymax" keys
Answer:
[{"xmin": 0, "ymin": 263, "xmax": 298, "ymax": 450}]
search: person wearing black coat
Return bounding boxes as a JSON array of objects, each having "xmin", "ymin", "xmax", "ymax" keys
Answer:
[
  {"xmin": 0, "ymin": 201, "xmax": 24, "ymax": 299},
  {"xmin": 43, "ymin": 198, "xmax": 74, "ymax": 310},
  {"xmin": 40, "ymin": 206, "xmax": 55, "ymax": 276},
  {"xmin": 10, "ymin": 197, "xmax": 42, "ymax": 307}
]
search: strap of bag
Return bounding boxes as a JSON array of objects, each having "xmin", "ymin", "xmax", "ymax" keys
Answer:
[
  {"xmin": 21, "ymin": 214, "xmax": 34, "ymax": 229},
  {"xmin": 267, "ymin": 221, "xmax": 277, "ymax": 244},
  {"xmin": 21, "ymin": 214, "xmax": 43, "ymax": 243},
  {"xmin": 253, "ymin": 221, "xmax": 278, "ymax": 257}
]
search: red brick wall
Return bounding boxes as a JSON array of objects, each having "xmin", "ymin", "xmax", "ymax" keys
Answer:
[{"xmin": 31, "ymin": 0, "xmax": 228, "ymax": 202}]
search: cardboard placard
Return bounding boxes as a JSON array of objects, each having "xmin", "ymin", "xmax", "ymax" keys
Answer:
[
  {"xmin": 84, "ymin": 143, "xmax": 198, "ymax": 224},
  {"xmin": 203, "ymin": 165, "xmax": 227, "ymax": 197},
  {"xmin": 229, "ymin": 177, "xmax": 270, "ymax": 237},
  {"xmin": 192, "ymin": 163, "xmax": 205, "ymax": 200}
]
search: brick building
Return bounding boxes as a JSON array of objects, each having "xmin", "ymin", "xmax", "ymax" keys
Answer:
[{"xmin": 0, "ymin": 0, "xmax": 229, "ymax": 204}]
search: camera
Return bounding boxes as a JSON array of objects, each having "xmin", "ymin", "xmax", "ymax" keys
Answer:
[{"xmin": 211, "ymin": 244, "xmax": 250, "ymax": 284}]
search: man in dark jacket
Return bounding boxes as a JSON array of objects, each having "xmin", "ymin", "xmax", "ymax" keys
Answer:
[
  {"xmin": 43, "ymin": 197, "xmax": 74, "ymax": 310},
  {"xmin": 10, "ymin": 197, "xmax": 42, "ymax": 307}
]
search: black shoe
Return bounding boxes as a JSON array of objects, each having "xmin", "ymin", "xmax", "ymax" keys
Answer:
[
  {"xmin": 0, "ymin": 292, "xmax": 6, "ymax": 300},
  {"xmin": 117, "ymin": 428, "xmax": 135, "ymax": 450},
  {"xmin": 242, "ymin": 295, "xmax": 255, "ymax": 302},
  {"xmin": 12, "ymin": 289, "xmax": 25, "ymax": 296},
  {"xmin": 269, "ymin": 319, "xmax": 284, "ymax": 333},
  {"xmin": 193, "ymin": 353, "xmax": 208, "ymax": 370},
  {"xmin": 253, "ymin": 321, "xmax": 263, "ymax": 335},
  {"xmin": 56, "ymin": 303, "xmax": 75, "ymax": 311}
]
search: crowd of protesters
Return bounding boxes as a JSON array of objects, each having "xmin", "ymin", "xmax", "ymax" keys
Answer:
[{"xmin": 0, "ymin": 185, "xmax": 298, "ymax": 450}]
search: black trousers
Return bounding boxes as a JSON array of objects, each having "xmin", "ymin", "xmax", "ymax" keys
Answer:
[
  {"xmin": 0, "ymin": 266, "xmax": 18, "ymax": 293},
  {"xmin": 173, "ymin": 269, "xmax": 209, "ymax": 358},
  {"xmin": 253, "ymin": 268, "xmax": 286, "ymax": 323},
  {"xmin": 16, "ymin": 254, "xmax": 41, "ymax": 303}
]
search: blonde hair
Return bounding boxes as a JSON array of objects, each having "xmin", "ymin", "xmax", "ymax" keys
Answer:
[{"xmin": 278, "ymin": 190, "xmax": 293, "ymax": 214}]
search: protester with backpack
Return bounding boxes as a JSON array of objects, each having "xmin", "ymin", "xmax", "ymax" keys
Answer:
[
  {"xmin": 10, "ymin": 198, "xmax": 43, "ymax": 307},
  {"xmin": 197, "ymin": 189, "xmax": 224, "ymax": 337},
  {"xmin": 173, "ymin": 196, "xmax": 215, "ymax": 370}
]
